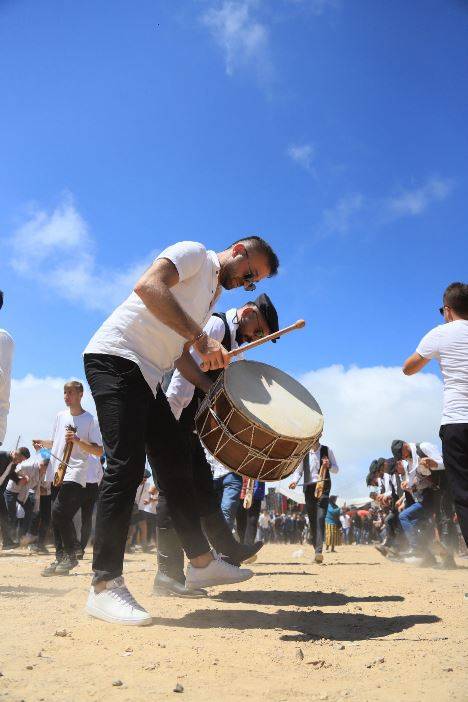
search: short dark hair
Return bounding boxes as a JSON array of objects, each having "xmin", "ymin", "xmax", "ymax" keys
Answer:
[
  {"xmin": 64, "ymin": 380, "xmax": 84, "ymax": 393},
  {"xmin": 443, "ymin": 282, "xmax": 468, "ymax": 318},
  {"xmin": 18, "ymin": 447, "xmax": 30, "ymax": 459},
  {"xmin": 231, "ymin": 236, "xmax": 279, "ymax": 277}
]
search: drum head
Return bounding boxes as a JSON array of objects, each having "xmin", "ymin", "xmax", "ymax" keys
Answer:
[{"xmin": 224, "ymin": 360, "xmax": 323, "ymax": 440}]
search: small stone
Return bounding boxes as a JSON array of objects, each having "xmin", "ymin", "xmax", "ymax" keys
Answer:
[
  {"xmin": 26, "ymin": 665, "xmax": 34, "ymax": 670},
  {"xmin": 158, "ymin": 643, "xmax": 166, "ymax": 649},
  {"xmin": 443, "ymin": 668, "xmax": 453, "ymax": 672},
  {"xmin": 144, "ymin": 664, "xmax": 158, "ymax": 671},
  {"xmin": 173, "ymin": 683, "xmax": 184, "ymax": 693},
  {"xmin": 0, "ymin": 672, "xmax": 3, "ymax": 677},
  {"xmin": 112, "ymin": 680, "xmax": 123, "ymax": 687},
  {"xmin": 319, "ymin": 695, "xmax": 328, "ymax": 701},
  {"xmin": 338, "ymin": 645, "xmax": 345, "ymax": 650},
  {"xmin": 54, "ymin": 629, "xmax": 68, "ymax": 637},
  {"xmin": 125, "ymin": 647, "xmax": 133, "ymax": 652},
  {"xmin": 295, "ymin": 648, "xmax": 304, "ymax": 661}
]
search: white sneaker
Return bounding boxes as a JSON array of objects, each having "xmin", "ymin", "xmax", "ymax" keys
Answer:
[
  {"xmin": 186, "ymin": 555, "xmax": 253, "ymax": 588},
  {"xmin": 86, "ymin": 577, "xmax": 152, "ymax": 626}
]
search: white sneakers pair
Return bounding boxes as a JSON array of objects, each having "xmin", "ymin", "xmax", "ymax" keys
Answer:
[{"xmin": 86, "ymin": 555, "xmax": 253, "ymax": 626}]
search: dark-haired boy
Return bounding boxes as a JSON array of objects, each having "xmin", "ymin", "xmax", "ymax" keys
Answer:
[
  {"xmin": 33, "ymin": 381, "xmax": 102, "ymax": 575},
  {"xmin": 0, "ymin": 447, "xmax": 30, "ymax": 548},
  {"xmin": 403, "ymin": 282, "xmax": 468, "ymax": 547}
]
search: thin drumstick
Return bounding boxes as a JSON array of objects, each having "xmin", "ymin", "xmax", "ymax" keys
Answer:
[
  {"xmin": 200, "ymin": 319, "xmax": 305, "ymax": 370},
  {"xmin": 228, "ymin": 319, "xmax": 305, "ymax": 358}
]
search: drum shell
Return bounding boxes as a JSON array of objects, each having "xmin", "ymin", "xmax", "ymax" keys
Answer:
[{"xmin": 195, "ymin": 378, "xmax": 320, "ymax": 482}]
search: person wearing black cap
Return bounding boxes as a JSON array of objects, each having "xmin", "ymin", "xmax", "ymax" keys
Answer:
[
  {"xmin": 153, "ymin": 296, "xmax": 278, "ymax": 597},
  {"xmin": 0, "ymin": 291, "xmax": 15, "ymax": 448}
]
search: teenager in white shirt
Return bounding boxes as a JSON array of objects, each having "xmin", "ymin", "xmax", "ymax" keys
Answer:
[
  {"xmin": 402, "ymin": 281, "xmax": 468, "ymax": 549},
  {"xmin": 289, "ymin": 441, "xmax": 339, "ymax": 563},
  {"xmin": 33, "ymin": 381, "xmax": 102, "ymax": 576},
  {"xmin": 0, "ymin": 291, "xmax": 14, "ymax": 447},
  {"xmin": 83, "ymin": 236, "xmax": 279, "ymax": 625}
]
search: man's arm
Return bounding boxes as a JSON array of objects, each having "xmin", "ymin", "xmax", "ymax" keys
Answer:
[
  {"xmin": 67, "ymin": 433, "xmax": 103, "ymax": 457},
  {"xmin": 402, "ymin": 352, "xmax": 430, "ymax": 376},
  {"xmin": 328, "ymin": 448, "xmax": 339, "ymax": 474},
  {"xmin": 288, "ymin": 461, "xmax": 305, "ymax": 489},
  {"xmin": 134, "ymin": 257, "xmax": 229, "ymax": 370},
  {"xmin": 174, "ymin": 349, "xmax": 213, "ymax": 395},
  {"xmin": 420, "ymin": 442, "xmax": 444, "ymax": 471}
]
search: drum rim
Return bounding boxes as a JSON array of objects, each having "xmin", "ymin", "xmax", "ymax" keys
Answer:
[{"xmin": 221, "ymin": 360, "xmax": 324, "ymax": 441}]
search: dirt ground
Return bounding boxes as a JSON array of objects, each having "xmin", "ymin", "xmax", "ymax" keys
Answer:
[{"xmin": 0, "ymin": 544, "xmax": 467, "ymax": 702}]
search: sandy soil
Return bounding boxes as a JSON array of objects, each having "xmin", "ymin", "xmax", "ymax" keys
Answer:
[{"xmin": 0, "ymin": 544, "xmax": 467, "ymax": 702}]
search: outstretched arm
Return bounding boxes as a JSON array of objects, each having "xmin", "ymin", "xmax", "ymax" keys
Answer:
[{"xmin": 402, "ymin": 352, "xmax": 430, "ymax": 376}]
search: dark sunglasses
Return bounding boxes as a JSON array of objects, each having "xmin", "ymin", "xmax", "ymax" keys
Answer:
[
  {"xmin": 243, "ymin": 250, "xmax": 257, "ymax": 292},
  {"xmin": 439, "ymin": 306, "xmax": 447, "ymax": 316}
]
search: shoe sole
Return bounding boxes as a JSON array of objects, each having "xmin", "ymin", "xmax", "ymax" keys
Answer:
[
  {"xmin": 187, "ymin": 571, "xmax": 253, "ymax": 588},
  {"xmin": 85, "ymin": 604, "xmax": 152, "ymax": 626},
  {"xmin": 152, "ymin": 586, "xmax": 207, "ymax": 599},
  {"xmin": 243, "ymin": 555, "xmax": 258, "ymax": 565}
]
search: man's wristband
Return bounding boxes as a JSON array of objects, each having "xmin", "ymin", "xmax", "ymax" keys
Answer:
[{"xmin": 191, "ymin": 330, "xmax": 207, "ymax": 346}]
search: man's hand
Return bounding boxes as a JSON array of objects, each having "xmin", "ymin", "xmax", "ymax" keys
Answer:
[
  {"xmin": 195, "ymin": 334, "xmax": 230, "ymax": 371},
  {"xmin": 401, "ymin": 480, "xmax": 409, "ymax": 491},
  {"xmin": 289, "ymin": 482, "xmax": 297, "ymax": 489},
  {"xmin": 419, "ymin": 457, "xmax": 438, "ymax": 470},
  {"xmin": 321, "ymin": 457, "xmax": 330, "ymax": 470},
  {"xmin": 65, "ymin": 430, "xmax": 78, "ymax": 444}
]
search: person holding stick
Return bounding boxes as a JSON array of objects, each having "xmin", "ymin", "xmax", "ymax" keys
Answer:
[{"xmin": 83, "ymin": 237, "xmax": 280, "ymax": 625}]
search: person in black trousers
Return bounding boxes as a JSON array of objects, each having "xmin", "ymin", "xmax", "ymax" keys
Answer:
[
  {"xmin": 403, "ymin": 281, "xmax": 468, "ymax": 549},
  {"xmin": 0, "ymin": 447, "xmax": 30, "ymax": 549}
]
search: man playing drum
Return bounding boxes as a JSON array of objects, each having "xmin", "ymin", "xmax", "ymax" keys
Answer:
[
  {"xmin": 154, "ymin": 294, "xmax": 279, "ymax": 597},
  {"xmin": 83, "ymin": 237, "xmax": 279, "ymax": 625}
]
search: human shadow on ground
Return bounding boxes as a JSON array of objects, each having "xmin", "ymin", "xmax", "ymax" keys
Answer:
[
  {"xmin": 0, "ymin": 585, "xmax": 73, "ymax": 598},
  {"xmin": 213, "ymin": 590, "xmax": 404, "ymax": 608},
  {"xmin": 151, "ymin": 608, "xmax": 440, "ymax": 642},
  {"xmin": 253, "ymin": 571, "xmax": 313, "ymax": 577}
]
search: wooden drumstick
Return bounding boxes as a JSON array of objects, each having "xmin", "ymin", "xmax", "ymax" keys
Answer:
[
  {"xmin": 243, "ymin": 478, "xmax": 255, "ymax": 509},
  {"xmin": 200, "ymin": 319, "xmax": 306, "ymax": 370}
]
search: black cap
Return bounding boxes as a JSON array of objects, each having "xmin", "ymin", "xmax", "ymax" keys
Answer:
[
  {"xmin": 368, "ymin": 459, "xmax": 378, "ymax": 474},
  {"xmin": 391, "ymin": 440, "xmax": 404, "ymax": 461},
  {"xmin": 384, "ymin": 457, "xmax": 396, "ymax": 474},
  {"xmin": 376, "ymin": 457, "xmax": 386, "ymax": 471},
  {"xmin": 254, "ymin": 293, "xmax": 279, "ymax": 342}
]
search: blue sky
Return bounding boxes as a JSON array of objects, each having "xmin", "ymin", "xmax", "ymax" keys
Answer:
[{"xmin": 1, "ymin": 0, "xmax": 466, "ymax": 491}]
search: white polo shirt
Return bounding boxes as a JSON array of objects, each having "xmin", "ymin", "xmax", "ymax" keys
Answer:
[
  {"xmin": 84, "ymin": 242, "xmax": 221, "ymax": 396},
  {"xmin": 416, "ymin": 319, "xmax": 468, "ymax": 424}
]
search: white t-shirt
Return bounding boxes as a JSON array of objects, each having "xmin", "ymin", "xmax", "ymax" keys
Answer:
[
  {"xmin": 404, "ymin": 442, "xmax": 444, "ymax": 490},
  {"xmin": 84, "ymin": 242, "xmax": 221, "ymax": 396},
  {"xmin": 0, "ymin": 329, "xmax": 14, "ymax": 445},
  {"xmin": 416, "ymin": 319, "xmax": 468, "ymax": 424},
  {"xmin": 258, "ymin": 513, "xmax": 270, "ymax": 529},
  {"xmin": 136, "ymin": 476, "xmax": 158, "ymax": 514},
  {"xmin": 45, "ymin": 410, "xmax": 102, "ymax": 488},
  {"xmin": 165, "ymin": 308, "xmax": 242, "ymax": 480}
]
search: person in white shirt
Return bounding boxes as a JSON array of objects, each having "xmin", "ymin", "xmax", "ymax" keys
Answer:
[
  {"xmin": 4, "ymin": 458, "xmax": 41, "ymax": 542},
  {"xmin": 82, "ymin": 236, "xmax": 279, "ymax": 625},
  {"xmin": 391, "ymin": 439, "xmax": 444, "ymax": 561},
  {"xmin": 33, "ymin": 381, "xmax": 102, "ymax": 576},
  {"xmin": 154, "ymin": 296, "xmax": 277, "ymax": 598},
  {"xmin": 0, "ymin": 291, "xmax": 14, "ymax": 447},
  {"xmin": 339, "ymin": 512, "xmax": 351, "ymax": 544},
  {"xmin": 402, "ymin": 281, "xmax": 468, "ymax": 549},
  {"xmin": 288, "ymin": 441, "xmax": 339, "ymax": 563}
]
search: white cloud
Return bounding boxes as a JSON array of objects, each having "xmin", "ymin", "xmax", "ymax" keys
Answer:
[
  {"xmin": 287, "ymin": 143, "xmax": 315, "ymax": 172},
  {"xmin": 320, "ymin": 193, "xmax": 364, "ymax": 235},
  {"xmin": 3, "ymin": 365, "xmax": 444, "ymax": 501},
  {"xmin": 299, "ymin": 365, "xmax": 443, "ymax": 497},
  {"xmin": 387, "ymin": 177, "xmax": 453, "ymax": 217},
  {"xmin": 201, "ymin": 1, "xmax": 271, "ymax": 80},
  {"xmin": 9, "ymin": 194, "xmax": 153, "ymax": 313}
]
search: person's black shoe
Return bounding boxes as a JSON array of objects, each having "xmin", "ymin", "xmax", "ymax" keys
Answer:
[
  {"xmin": 41, "ymin": 559, "xmax": 62, "ymax": 576},
  {"xmin": 220, "ymin": 541, "xmax": 263, "ymax": 567},
  {"xmin": 375, "ymin": 544, "xmax": 388, "ymax": 557},
  {"xmin": 201, "ymin": 511, "xmax": 263, "ymax": 565},
  {"xmin": 55, "ymin": 556, "xmax": 79, "ymax": 575},
  {"xmin": 152, "ymin": 572, "xmax": 208, "ymax": 598}
]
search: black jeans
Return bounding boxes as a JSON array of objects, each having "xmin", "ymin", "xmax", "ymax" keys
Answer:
[
  {"xmin": 304, "ymin": 485, "xmax": 329, "ymax": 554},
  {"xmin": 0, "ymin": 488, "xmax": 13, "ymax": 546},
  {"xmin": 4, "ymin": 491, "xmax": 35, "ymax": 538},
  {"xmin": 52, "ymin": 482, "xmax": 83, "ymax": 560},
  {"xmin": 79, "ymin": 482, "xmax": 99, "ymax": 550},
  {"xmin": 236, "ymin": 499, "xmax": 261, "ymax": 544},
  {"xmin": 84, "ymin": 353, "xmax": 210, "ymax": 583},
  {"xmin": 440, "ymin": 423, "xmax": 468, "ymax": 546}
]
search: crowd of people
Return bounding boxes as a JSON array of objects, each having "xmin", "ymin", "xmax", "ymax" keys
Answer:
[{"xmin": 1, "ymin": 252, "xmax": 467, "ymax": 627}]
